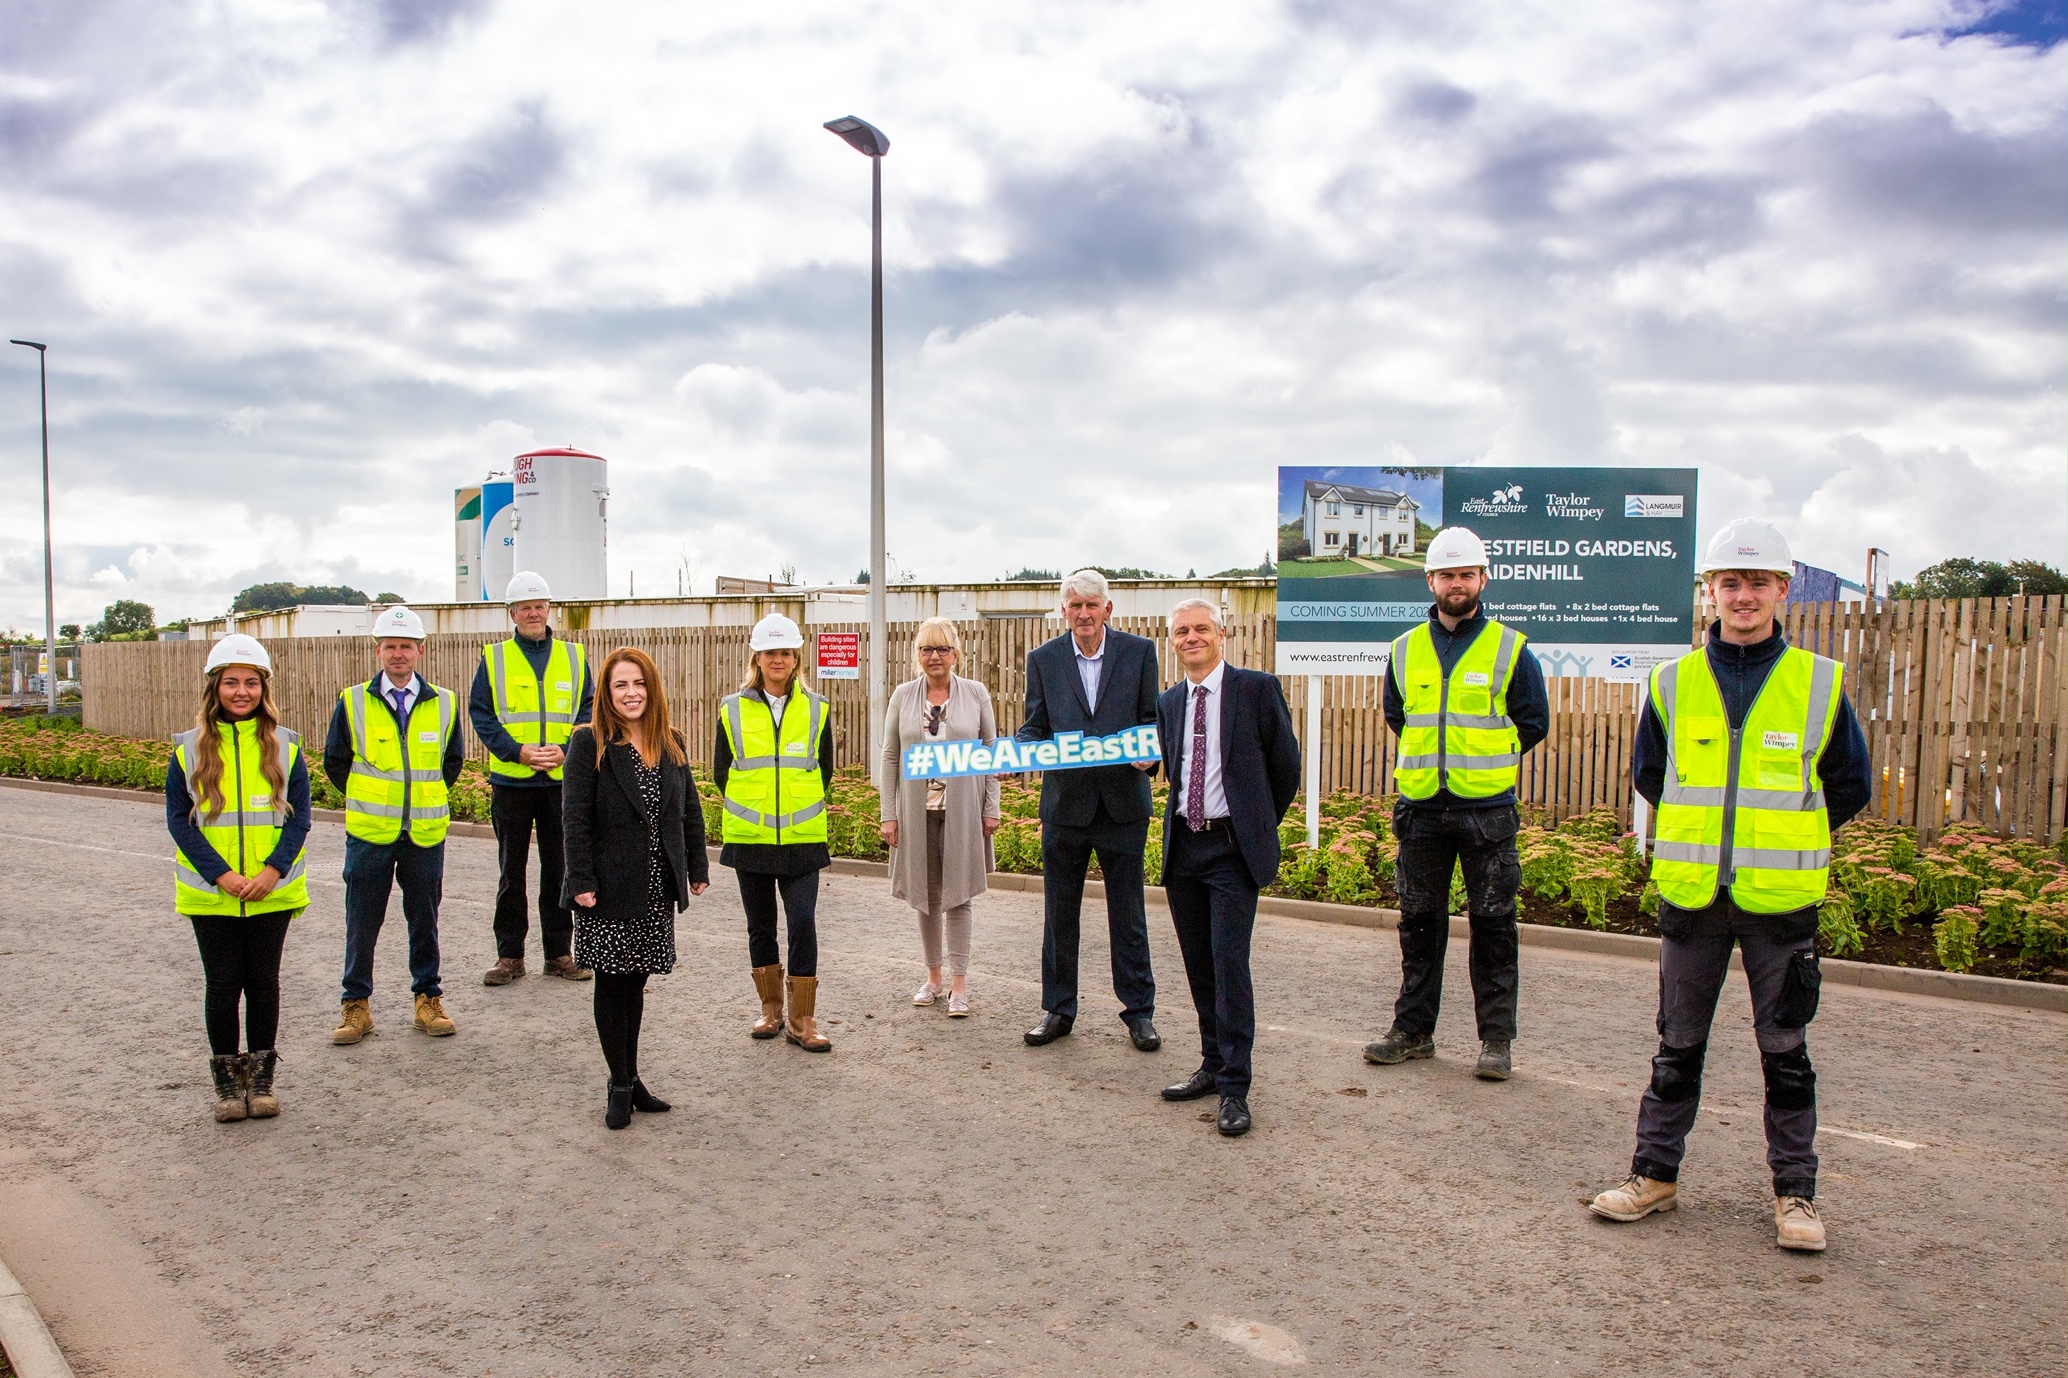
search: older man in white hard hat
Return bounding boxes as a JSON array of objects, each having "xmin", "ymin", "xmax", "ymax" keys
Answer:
[
  {"xmin": 322, "ymin": 604, "xmax": 466, "ymax": 1045},
  {"xmin": 470, "ymin": 572, "xmax": 596, "ymax": 987},
  {"xmin": 1588, "ymin": 518, "xmax": 1873, "ymax": 1254},
  {"xmin": 1366, "ymin": 526, "xmax": 1549, "ymax": 1081}
]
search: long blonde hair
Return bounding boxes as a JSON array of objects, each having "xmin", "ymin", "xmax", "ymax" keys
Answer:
[
  {"xmin": 593, "ymin": 647, "xmax": 687, "ymax": 767},
  {"xmin": 191, "ymin": 667, "xmax": 290, "ymax": 823},
  {"xmin": 741, "ymin": 647, "xmax": 805, "ymax": 695}
]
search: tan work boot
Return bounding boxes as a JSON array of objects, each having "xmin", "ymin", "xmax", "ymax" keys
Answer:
[
  {"xmin": 332, "ymin": 999, "xmax": 374, "ymax": 1046},
  {"xmin": 1775, "ymin": 1196, "xmax": 1827, "ymax": 1251},
  {"xmin": 413, "ymin": 993, "xmax": 457, "ymax": 1037},
  {"xmin": 245, "ymin": 1049, "xmax": 280, "ymax": 1118},
  {"xmin": 482, "ymin": 956, "xmax": 525, "ymax": 986},
  {"xmin": 784, "ymin": 975, "xmax": 832, "ymax": 1053},
  {"xmin": 208, "ymin": 1055, "xmax": 248, "ymax": 1122},
  {"xmin": 750, "ymin": 964, "xmax": 785, "ymax": 1039},
  {"xmin": 1588, "ymin": 1174, "xmax": 1678, "ymax": 1222},
  {"xmin": 544, "ymin": 955, "xmax": 593, "ymax": 981}
]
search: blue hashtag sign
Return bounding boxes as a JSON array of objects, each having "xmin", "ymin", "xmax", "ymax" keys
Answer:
[{"xmin": 903, "ymin": 727, "xmax": 1163, "ymax": 780}]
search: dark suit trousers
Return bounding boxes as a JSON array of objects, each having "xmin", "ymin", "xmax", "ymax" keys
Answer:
[
  {"xmin": 1040, "ymin": 809, "xmax": 1155, "ymax": 1021},
  {"xmin": 491, "ymin": 785, "xmax": 572, "ymax": 961},
  {"xmin": 1164, "ymin": 822, "xmax": 1258, "ymax": 1096}
]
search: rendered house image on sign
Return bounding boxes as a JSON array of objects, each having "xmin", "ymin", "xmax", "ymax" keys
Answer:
[{"xmin": 1301, "ymin": 480, "xmax": 1420, "ymax": 557}]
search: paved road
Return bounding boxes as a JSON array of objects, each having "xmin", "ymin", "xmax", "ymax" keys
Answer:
[{"xmin": 0, "ymin": 786, "xmax": 2061, "ymax": 1377}]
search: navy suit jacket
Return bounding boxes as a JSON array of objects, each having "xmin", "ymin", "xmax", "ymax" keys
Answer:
[
  {"xmin": 1159, "ymin": 664, "xmax": 1302, "ymax": 891},
  {"xmin": 1015, "ymin": 627, "xmax": 1161, "ymax": 836}
]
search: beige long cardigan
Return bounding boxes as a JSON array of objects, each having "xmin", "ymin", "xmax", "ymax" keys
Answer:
[{"xmin": 878, "ymin": 673, "xmax": 1001, "ymax": 912}]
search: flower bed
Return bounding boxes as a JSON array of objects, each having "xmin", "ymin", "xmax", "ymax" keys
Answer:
[{"xmin": 12, "ymin": 719, "xmax": 2062, "ymax": 982}]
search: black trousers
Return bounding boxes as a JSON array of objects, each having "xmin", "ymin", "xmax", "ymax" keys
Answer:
[
  {"xmin": 1040, "ymin": 812, "xmax": 1155, "ymax": 1022},
  {"xmin": 739, "ymin": 869, "xmax": 819, "ymax": 977},
  {"xmin": 1391, "ymin": 803, "xmax": 1521, "ymax": 1041},
  {"xmin": 593, "ymin": 972, "xmax": 648, "ymax": 1087},
  {"xmin": 190, "ymin": 912, "xmax": 293, "ymax": 1056},
  {"xmin": 1163, "ymin": 822, "xmax": 1259, "ymax": 1096},
  {"xmin": 491, "ymin": 785, "xmax": 573, "ymax": 960}
]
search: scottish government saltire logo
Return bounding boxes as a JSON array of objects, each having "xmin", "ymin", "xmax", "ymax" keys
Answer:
[
  {"xmin": 1610, "ymin": 654, "xmax": 1633, "ymax": 669},
  {"xmin": 903, "ymin": 727, "xmax": 1162, "ymax": 780}
]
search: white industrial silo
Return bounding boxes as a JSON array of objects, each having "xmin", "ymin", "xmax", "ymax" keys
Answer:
[
  {"xmin": 479, "ymin": 476, "xmax": 516, "ymax": 601},
  {"xmin": 454, "ymin": 486, "xmax": 483, "ymax": 602},
  {"xmin": 511, "ymin": 448, "xmax": 608, "ymax": 602}
]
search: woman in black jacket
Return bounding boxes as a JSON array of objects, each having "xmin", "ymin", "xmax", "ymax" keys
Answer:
[{"xmin": 562, "ymin": 646, "xmax": 709, "ymax": 1129}]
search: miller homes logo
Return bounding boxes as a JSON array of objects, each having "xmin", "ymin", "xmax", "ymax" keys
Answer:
[
  {"xmin": 1623, "ymin": 493, "xmax": 1684, "ymax": 518},
  {"xmin": 1457, "ymin": 482, "xmax": 1527, "ymax": 518}
]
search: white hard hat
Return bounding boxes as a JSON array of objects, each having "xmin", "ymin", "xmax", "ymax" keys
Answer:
[
  {"xmin": 749, "ymin": 613, "xmax": 804, "ymax": 651},
  {"xmin": 1699, "ymin": 518, "xmax": 1793, "ymax": 576},
  {"xmin": 371, "ymin": 605, "xmax": 428, "ymax": 641},
  {"xmin": 205, "ymin": 633, "xmax": 272, "ymax": 676},
  {"xmin": 1424, "ymin": 526, "xmax": 1491, "ymax": 572},
  {"xmin": 505, "ymin": 571, "xmax": 552, "ymax": 604}
]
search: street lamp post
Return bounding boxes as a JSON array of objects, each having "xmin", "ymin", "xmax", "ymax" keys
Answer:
[
  {"xmin": 823, "ymin": 116, "xmax": 892, "ymax": 784},
  {"xmin": 10, "ymin": 339, "xmax": 53, "ymax": 714}
]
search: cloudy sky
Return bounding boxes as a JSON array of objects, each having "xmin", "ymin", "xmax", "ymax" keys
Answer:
[{"xmin": 1, "ymin": 0, "xmax": 2061, "ymax": 629}]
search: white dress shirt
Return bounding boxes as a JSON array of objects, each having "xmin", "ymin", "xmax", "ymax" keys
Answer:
[
  {"xmin": 1073, "ymin": 631, "xmax": 1107, "ymax": 712},
  {"xmin": 381, "ymin": 671, "xmax": 420, "ymax": 719},
  {"xmin": 1178, "ymin": 660, "xmax": 1229, "ymax": 822}
]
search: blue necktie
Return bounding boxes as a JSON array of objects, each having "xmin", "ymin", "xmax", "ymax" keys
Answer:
[{"xmin": 389, "ymin": 686, "xmax": 409, "ymax": 718}]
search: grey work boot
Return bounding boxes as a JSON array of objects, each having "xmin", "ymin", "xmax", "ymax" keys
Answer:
[
  {"xmin": 1475, "ymin": 1039, "xmax": 1512, "ymax": 1080},
  {"xmin": 1362, "ymin": 1027, "xmax": 1435, "ymax": 1065}
]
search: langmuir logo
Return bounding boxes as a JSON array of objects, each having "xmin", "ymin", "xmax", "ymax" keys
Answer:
[
  {"xmin": 1623, "ymin": 493, "xmax": 1684, "ymax": 518},
  {"xmin": 1458, "ymin": 483, "xmax": 1527, "ymax": 518}
]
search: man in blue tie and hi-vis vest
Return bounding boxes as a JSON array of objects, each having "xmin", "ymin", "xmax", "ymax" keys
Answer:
[
  {"xmin": 323, "ymin": 605, "xmax": 466, "ymax": 1045},
  {"xmin": 470, "ymin": 571, "xmax": 595, "ymax": 987},
  {"xmin": 1366, "ymin": 526, "xmax": 1549, "ymax": 1082},
  {"xmin": 1589, "ymin": 518, "xmax": 1873, "ymax": 1254}
]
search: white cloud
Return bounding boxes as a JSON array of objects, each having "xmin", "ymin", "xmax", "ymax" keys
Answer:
[{"xmin": 0, "ymin": 0, "xmax": 2058, "ymax": 628}]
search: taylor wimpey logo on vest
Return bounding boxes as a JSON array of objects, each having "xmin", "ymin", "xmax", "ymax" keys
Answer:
[
  {"xmin": 1623, "ymin": 493, "xmax": 1684, "ymax": 518},
  {"xmin": 1458, "ymin": 483, "xmax": 1527, "ymax": 518}
]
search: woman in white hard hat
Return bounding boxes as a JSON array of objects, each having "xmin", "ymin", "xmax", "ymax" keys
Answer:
[
  {"xmin": 877, "ymin": 616, "xmax": 1001, "ymax": 1016},
  {"xmin": 165, "ymin": 634, "xmax": 312, "ymax": 1123},
  {"xmin": 716, "ymin": 613, "xmax": 837, "ymax": 1051}
]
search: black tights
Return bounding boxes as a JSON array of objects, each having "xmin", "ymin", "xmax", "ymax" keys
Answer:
[
  {"xmin": 593, "ymin": 973, "xmax": 649, "ymax": 1087},
  {"xmin": 190, "ymin": 912, "xmax": 293, "ymax": 1056}
]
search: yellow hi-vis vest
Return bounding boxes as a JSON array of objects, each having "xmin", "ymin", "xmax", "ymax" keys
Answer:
[
  {"xmin": 483, "ymin": 635, "xmax": 587, "ymax": 783},
  {"xmin": 340, "ymin": 678, "xmax": 457, "ymax": 847},
  {"xmin": 1649, "ymin": 644, "xmax": 1843, "ymax": 914},
  {"xmin": 719, "ymin": 688, "xmax": 828, "ymax": 844},
  {"xmin": 1390, "ymin": 619, "xmax": 1526, "ymax": 801},
  {"xmin": 172, "ymin": 720, "xmax": 310, "ymax": 917}
]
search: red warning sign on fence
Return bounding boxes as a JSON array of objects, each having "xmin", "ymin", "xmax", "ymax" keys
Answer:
[{"xmin": 815, "ymin": 631, "xmax": 861, "ymax": 681}]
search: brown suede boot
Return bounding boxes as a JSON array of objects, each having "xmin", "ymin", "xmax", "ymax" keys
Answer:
[
  {"xmin": 784, "ymin": 975, "xmax": 832, "ymax": 1053},
  {"xmin": 751, "ymin": 964, "xmax": 785, "ymax": 1039},
  {"xmin": 245, "ymin": 1050, "xmax": 280, "ymax": 1118},
  {"xmin": 332, "ymin": 999, "xmax": 374, "ymax": 1046},
  {"xmin": 482, "ymin": 956, "xmax": 525, "ymax": 986},
  {"xmin": 209, "ymin": 1055, "xmax": 248, "ymax": 1122}
]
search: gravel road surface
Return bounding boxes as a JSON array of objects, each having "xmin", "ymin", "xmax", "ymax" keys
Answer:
[{"xmin": 0, "ymin": 787, "xmax": 2061, "ymax": 1376}]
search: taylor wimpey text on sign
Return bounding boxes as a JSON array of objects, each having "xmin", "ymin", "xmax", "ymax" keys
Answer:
[{"xmin": 902, "ymin": 726, "xmax": 1163, "ymax": 781}]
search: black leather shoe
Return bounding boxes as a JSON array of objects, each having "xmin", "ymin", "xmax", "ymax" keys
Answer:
[
  {"xmin": 1217, "ymin": 1095, "xmax": 1252, "ymax": 1137},
  {"xmin": 1126, "ymin": 1018, "xmax": 1162, "ymax": 1052},
  {"xmin": 1024, "ymin": 1012, "xmax": 1074, "ymax": 1046},
  {"xmin": 605, "ymin": 1084, "xmax": 633, "ymax": 1131},
  {"xmin": 1161, "ymin": 1066, "xmax": 1217, "ymax": 1101},
  {"xmin": 630, "ymin": 1080, "xmax": 672, "ymax": 1113}
]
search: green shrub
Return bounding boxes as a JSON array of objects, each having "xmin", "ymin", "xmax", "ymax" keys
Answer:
[
  {"xmin": 1818, "ymin": 894, "xmax": 1864, "ymax": 957},
  {"xmin": 1933, "ymin": 907, "xmax": 1981, "ymax": 974}
]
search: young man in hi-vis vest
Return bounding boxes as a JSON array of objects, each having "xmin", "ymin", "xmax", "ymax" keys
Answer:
[
  {"xmin": 470, "ymin": 571, "xmax": 595, "ymax": 986},
  {"xmin": 324, "ymin": 605, "xmax": 466, "ymax": 1045},
  {"xmin": 1366, "ymin": 526, "xmax": 1549, "ymax": 1082},
  {"xmin": 1590, "ymin": 518, "xmax": 1873, "ymax": 1253}
]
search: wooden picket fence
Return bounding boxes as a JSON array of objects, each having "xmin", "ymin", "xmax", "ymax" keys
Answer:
[{"xmin": 80, "ymin": 596, "xmax": 2066, "ymax": 842}]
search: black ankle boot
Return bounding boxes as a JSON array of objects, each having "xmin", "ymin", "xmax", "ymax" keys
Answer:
[
  {"xmin": 605, "ymin": 1084, "xmax": 634, "ymax": 1130},
  {"xmin": 630, "ymin": 1080, "xmax": 671, "ymax": 1113}
]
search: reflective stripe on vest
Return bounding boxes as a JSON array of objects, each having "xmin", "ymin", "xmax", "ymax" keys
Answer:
[
  {"xmin": 341, "ymin": 680, "xmax": 457, "ymax": 846},
  {"xmin": 719, "ymin": 689, "xmax": 828, "ymax": 844},
  {"xmin": 484, "ymin": 636, "xmax": 586, "ymax": 782},
  {"xmin": 171, "ymin": 721, "xmax": 310, "ymax": 917},
  {"xmin": 1390, "ymin": 620, "xmax": 1525, "ymax": 800},
  {"xmin": 1649, "ymin": 645, "xmax": 1843, "ymax": 914}
]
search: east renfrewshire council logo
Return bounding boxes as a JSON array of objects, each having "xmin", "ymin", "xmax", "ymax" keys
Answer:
[{"xmin": 1458, "ymin": 483, "xmax": 1528, "ymax": 517}]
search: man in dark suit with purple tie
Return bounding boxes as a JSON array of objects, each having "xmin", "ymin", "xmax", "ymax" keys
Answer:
[{"xmin": 1154, "ymin": 598, "xmax": 1302, "ymax": 1136}]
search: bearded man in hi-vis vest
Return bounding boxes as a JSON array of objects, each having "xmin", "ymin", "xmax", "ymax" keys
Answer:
[
  {"xmin": 1365, "ymin": 526, "xmax": 1549, "ymax": 1082},
  {"xmin": 1590, "ymin": 518, "xmax": 1873, "ymax": 1254}
]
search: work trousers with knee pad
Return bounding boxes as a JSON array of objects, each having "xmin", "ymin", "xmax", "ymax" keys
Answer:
[
  {"xmin": 1391, "ymin": 803, "xmax": 1522, "ymax": 1041},
  {"xmin": 1631, "ymin": 924, "xmax": 1821, "ymax": 1198}
]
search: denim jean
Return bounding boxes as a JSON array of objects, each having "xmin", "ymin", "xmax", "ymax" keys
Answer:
[{"xmin": 340, "ymin": 835, "xmax": 445, "ymax": 1001}]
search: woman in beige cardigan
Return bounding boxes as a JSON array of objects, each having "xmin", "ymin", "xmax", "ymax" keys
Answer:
[{"xmin": 878, "ymin": 617, "xmax": 1001, "ymax": 1016}]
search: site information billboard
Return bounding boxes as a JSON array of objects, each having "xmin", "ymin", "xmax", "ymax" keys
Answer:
[{"xmin": 1275, "ymin": 465, "xmax": 1698, "ymax": 679}]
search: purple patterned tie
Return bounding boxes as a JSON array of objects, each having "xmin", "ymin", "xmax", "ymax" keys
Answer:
[{"xmin": 1186, "ymin": 683, "xmax": 1208, "ymax": 830}]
